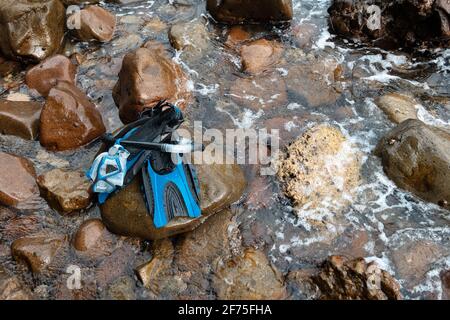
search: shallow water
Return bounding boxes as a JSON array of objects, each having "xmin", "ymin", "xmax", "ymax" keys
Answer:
[{"xmin": 1, "ymin": 0, "xmax": 449, "ymax": 299}]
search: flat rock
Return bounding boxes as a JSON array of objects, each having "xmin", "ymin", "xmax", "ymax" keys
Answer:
[
  {"xmin": 101, "ymin": 162, "xmax": 246, "ymax": 240},
  {"xmin": 37, "ymin": 168, "xmax": 93, "ymax": 213},
  {"xmin": 376, "ymin": 93, "xmax": 418, "ymax": 124},
  {"xmin": 375, "ymin": 119, "xmax": 450, "ymax": 209},
  {"xmin": 0, "ymin": 100, "xmax": 42, "ymax": 140},
  {"xmin": 207, "ymin": 0, "xmax": 293, "ymax": 24},
  {"xmin": 40, "ymin": 81, "xmax": 106, "ymax": 151},
  {"xmin": 25, "ymin": 55, "xmax": 77, "ymax": 97},
  {"xmin": 240, "ymin": 39, "xmax": 283, "ymax": 74},
  {"xmin": 0, "ymin": 0, "xmax": 65, "ymax": 61},
  {"xmin": 0, "ymin": 152, "xmax": 39, "ymax": 207}
]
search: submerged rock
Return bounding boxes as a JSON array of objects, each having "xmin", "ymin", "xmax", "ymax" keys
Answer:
[
  {"xmin": 375, "ymin": 119, "xmax": 450, "ymax": 209},
  {"xmin": 277, "ymin": 125, "xmax": 361, "ymax": 211},
  {"xmin": 113, "ymin": 46, "xmax": 192, "ymax": 123},
  {"xmin": 11, "ymin": 235, "xmax": 66, "ymax": 273},
  {"xmin": 40, "ymin": 81, "xmax": 106, "ymax": 151},
  {"xmin": 0, "ymin": 0, "xmax": 65, "ymax": 61},
  {"xmin": 101, "ymin": 163, "xmax": 246, "ymax": 240},
  {"xmin": 212, "ymin": 249, "xmax": 287, "ymax": 300},
  {"xmin": 72, "ymin": 219, "xmax": 116, "ymax": 259},
  {"xmin": 25, "ymin": 55, "xmax": 77, "ymax": 97},
  {"xmin": 168, "ymin": 19, "xmax": 210, "ymax": 61},
  {"xmin": 68, "ymin": 5, "xmax": 116, "ymax": 42},
  {"xmin": 376, "ymin": 92, "xmax": 419, "ymax": 124},
  {"xmin": 0, "ymin": 266, "xmax": 33, "ymax": 300},
  {"xmin": 37, "ymin": 169, "xmax": 93, "ymax": 213},
  {"xmin": 240, "ymin": 39, "xmax": 283, "ymax": 75},
  {"xmin": 312, "ymin": 255, "xmax": 402, "ymax": 300},
  {"xmin": 0, "ymin": 152, "xmax": 39, "ymax": 207},
  {"xmin": 0, "ymin": 100, "xmax": 42, "ymax": 140},
  {"xmin": 207, "ymin": 0, "xmax": 293, "ymax": 24},
  {"xmin": 328, "ymin": 0, "xmax": 450, "ymax": 49}
]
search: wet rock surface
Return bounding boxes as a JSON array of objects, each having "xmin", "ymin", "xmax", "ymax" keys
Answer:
[
  {"xmin": 0, "ymin": 152, "xmax": 38, "ymax": 207},
  {"xmin": 72, "ymin": 219, "xmax": 116, "ymax": 259},
  {"xmin": 68, "ymin": 6, "xmax": 116, "ymax": 42},
  {"xmin": 169, "ymin": 19, "xmax": 210, "ymax": 61},
  {"xmin": 328, "ymin": 0, "xmax": 450, "ymax": 49},
  {"xmin": 25, "ymin": 55, "xmax": 77, "ymax": 97},
  {"xmin": 240, "ymin": 39, "xmax": 283, "ymax": 74},
  {"xmin": 207, "ymin": 0, "xmax": 293, "ymax": 24},
  {"xmin": 0, "ymin": 266, "xmax": 33, "ymax": 300},
  {"xmin": 376, "ymin": 93, "xmax": 419, "ymax": 124},
  {"xmin": 40, "ymin": 81, "xmax": 106, "ymax": 151},
  {"xmin": 101, "ymin": 162, "xmax": 246, "ymax": 240},
  {"xmin": 37, "ymin": 169, "xmax": 93, "ymax": 213},
  {"xmin": 0, "ymin": 0, "xmax": 65, "ymax": 61},
  {"xmin": 113, "ymin": 46, "xmax": 192, "ymax": 123},
  {"xmin": 376, "ymin": 119, "xmax": 450, "ymax": 209},
  {"xmin": 0, "ymin": 100, "xmax": 41, "ymax": 140}
]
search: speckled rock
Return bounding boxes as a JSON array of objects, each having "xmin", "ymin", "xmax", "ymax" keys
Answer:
[
  {"xmin": 101, "ymin": 163, "xmax": 246, "ymax": 240},
  {"xmin": 37, "ymin": 169, "xmax": 93, "ymax": 213},
  {"xmin": 376, "ymin": 119, "xmax": 450, "ymax": 209},
  {"xmin": 0, "ymin": 0, "xmax": 65, "ymax": 62},
  {"xmin": 0, "ymin": 100, "xmax": 42, "ymax": 140}
]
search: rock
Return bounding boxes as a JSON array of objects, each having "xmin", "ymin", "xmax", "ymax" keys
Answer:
[
  {"xmin": 376, "ymin": 93, "xmax": 418, "ymax": 124},
  {"xmin": 277, "ymin": 125, "xmax": 361, "ymax": 211},
  {"xmin": 207, "ymin": 0, "xmax": 293, "ymax": 24},
  {"xmin": 212, "ymin": 249, "xmax": 287, "ymax": 300},
  {"xmin": 441, "ymin": 270, "xmax": 450, "ymax": 299},
  {"xmin": 0, "ymin": 100, "xmax": 42, "ymax": 140},
  {"xmin": 168, "ymin": 20, "xmax": 210, "ymax": 61},
  {"xmin": 225, "ymin": 26, "xmax": 251, "ymax": 48},
  {"xmin": 40, "ymin": 81, "xmax": 106, "ymax": 151},
  {"xmin": 286, "ymin": 53, "xmax": 341, "ymax": 107},
  {"xmin": 391, "ymin": 241, "xmax": 444, "ymax": 288},
  {"xmin": 328, "ymin": 0, "xmax": 450, "ymax": 49},
  {"xmin": 375, "ymin": 119, "xmax": 450, "ymax": 209},
  {"xmin": 313, "ymin": 255, "xmax": 402, "ymax": 300},
  {"xmin": 0, "ymin": 0, "xmax": 65, "ymax": 61},
  {"xmin": 37, "ymin": 169, "xmax": 92, "ymax": 213},
  {"xmin": 240, "ymin": 39, "xmax": 283, "ymax": 74},
  {"xmin": 229, "ymin": 74, "xmax": 288, "ymax": 110},
  {"xmin": 72, "ymin": 219, "xmax": 115, "ymax": 258},
  {"xmin": 0, "ymin": 266, "xmax": 33, "ymax": 300},
  {"xmin": 0, "ymin": 152, "xmax": 39, "ymax": 207},
  {"xmin": 11, "ymin": 235, "xmax": 65, "ymax": 273},
  {"xmin": 112, "ymin": 46, "xmax": 192, "ymax": 123},
  {"xmin": 1, "ymin": 214, "xmax": 42, "ymax": 242},
  {"xmin": 25, "ymin": 55, "xmax": 77, "ymax": 97},
  {"xmin": 101, "ymin": 162, "xmax": 246, "ymax": 240},
  {"xmin": 68, "ymin": 5, "xmax": 116, "ymax": 42},
  {"xmin": 292, "ymin": 23, "xmax": 319, "ymax": 49}
]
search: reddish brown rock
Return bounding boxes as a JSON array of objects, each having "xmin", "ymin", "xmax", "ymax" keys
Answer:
[
  {"xmin": 0, "ymin": 100, "xmax": 42, "ymax": 140},
  {"xmin": 37, "ymin": 169, "xmax": 93, "ymax": 213},
  {"xmin": 68, "ymin": 5, "xmax": 116, "ymax": 42},
  {"xmin": 73, "ymin": 219, "xmax": 115, "ymax": 258},
  {"xmin": 313, "ymin": 255, "xmax": 402, "ymax": 300},
  {"xmin": 40, "ymin": 81, "xmax": 106, "ymax": 151},
  {"xmin": 0, "ymin": 0, "xmax": 65, "ymax": 62},
  {"xmin": 240, "ymin": 39, "xmax": 283, "ymax": 74},
  {"xmin": 113, "ymin": 46, "xmax": 192, "ymax": 123},
  {"xmin": 0, "ymin": 266, "xmax": 33, "ymax": 300},
  {"xmin": 25, "ymin": 55, "xmax": 77, "ymax": 97},
  {"xmin": 207, "ymin": 0, "xmax": 293, "ymax": 24},
  {"xmin": 0, "ymin": 152, "xmax": 39, "ymax": 207},
  {"xmin": 11, "ymin": 235, "xmax": 65, "ymax": 273},
  {"xmin": 229, "ymin": 74, "xmax": 288, "ymax": 110},
  {"xmin": 225, "ymin": 26, "xmax": 251, "ymax": 48}
]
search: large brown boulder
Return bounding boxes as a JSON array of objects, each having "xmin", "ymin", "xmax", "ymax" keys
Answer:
[
  {"xmin": 328, "ymin": 0, "xmax": 450, "ymax": 49},
  {"xmin": 0, "ymin": 100, "xmax": 42, "ymax": 140},
  {"xmin": 207, "ymin": 0, "xmax": 293, "ymax": 24},
  {"xmin": 375, "ymin": 119, "xmax": 450, "ymax": 209},
  {"xmin": 0, "ymin": 0, "xmax": 65, "ymax": 62},
  {"xmin": 68, "ymin": 5, "xmax": 116, "ymax": 42},
  {"xmin": 40, "ymin": 81, "xmax": 106, "ymax": 151},
  {"xmin": 0, "ymin": 152, "xmax": 39, "ymax": 207},
  {"xmin": 113, "ymin": 46, "xmax": 192, "ymax": 123},
  {"xmin": 25, "ymin": 55, "xmax": 77, "ymax": 97},
  {"xmin": 100, "ymin": 163, "xmax": 246, "ymax": 240}
]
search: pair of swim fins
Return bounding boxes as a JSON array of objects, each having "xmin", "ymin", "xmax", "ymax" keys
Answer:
[{"xmin": 88, "ymin": 101, "xmax": 202, "ymax": 229}]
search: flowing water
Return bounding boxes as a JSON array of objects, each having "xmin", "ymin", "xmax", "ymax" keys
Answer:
[{"xmin": 0, "ymin": 0, "xmax": 449, "ymax": 299}]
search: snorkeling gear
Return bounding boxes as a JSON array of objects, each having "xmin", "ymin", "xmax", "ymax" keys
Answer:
[{"xmin": 87, "ymin": 101, "xmax": 203, "ymax": 229}]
